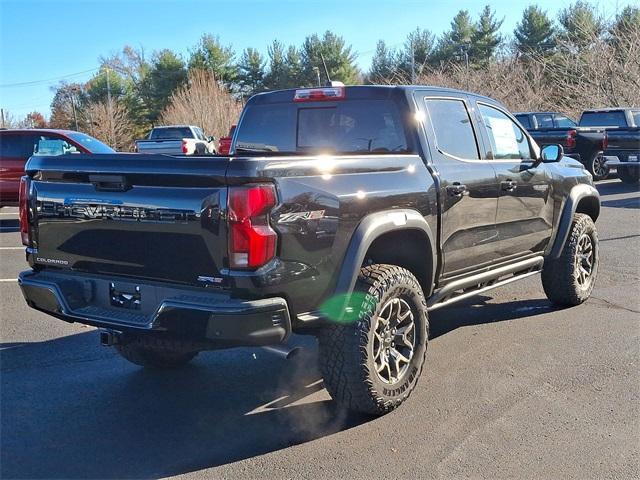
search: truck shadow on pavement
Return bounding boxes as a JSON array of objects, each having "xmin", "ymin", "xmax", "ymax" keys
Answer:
[
  {"xmin": 595, "ymin": 180, "xmax": 639, "ymax": 196},
  {"xmin": 1, "ymin": 297, "xmax": 556, "ymax": 479}
]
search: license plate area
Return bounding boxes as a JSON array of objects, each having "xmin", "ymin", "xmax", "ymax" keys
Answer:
[{"xmin": 110, "ymin": 282, "xmax": 142, "ymax": 310}]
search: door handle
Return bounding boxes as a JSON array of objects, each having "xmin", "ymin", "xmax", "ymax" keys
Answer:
[
  {"xmin": 501, "ymin": 180, "xmax": 518, "ymax": 192},
  {"xmin": 446, "ymin": 183, "xmax": 467, "ymax": 197}
]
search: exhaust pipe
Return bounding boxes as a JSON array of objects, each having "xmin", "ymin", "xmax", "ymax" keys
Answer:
[
  {"xmin": 99, "ymin": 329, "xmax": 121, "ymax": 347},
  {"xmin": 261, "ymin": 345, "xmax": 303, "ymax": 360}
]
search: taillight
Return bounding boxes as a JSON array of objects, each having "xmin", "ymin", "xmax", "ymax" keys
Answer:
[
  {"xmin": 227, "ymin": 185, "xmax": 277, "ymax": 269},
  {"xmin": 219, "ymin": 137, "xmax": 231, "ymax": 155},
  {"xmin": 18, "ymin": 176, "xmax": 30, "ymax": 246},
  {"xmin": 602, "ymin": 132, "xmax": 608, "ymax": 151},
  {"xmin": 294, "ymin": 87, "xmax": 345, "ymax": 102},
  {"xmin": 181, "ymin": 140, "xmax": 188, "ymax": 154},
  {"xmin": 567, "ymin": 129, "xmax": 577, "ymax": 149}
]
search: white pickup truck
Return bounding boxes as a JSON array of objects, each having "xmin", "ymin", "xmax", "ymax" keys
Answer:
[{"xmin": 134, "ymin": 125, "xmax": 216, "ymax": 155}]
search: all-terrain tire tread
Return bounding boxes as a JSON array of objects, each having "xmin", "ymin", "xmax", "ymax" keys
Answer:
[
  {"xmin": 542, "ymin": 213, "xmax": 598, "ymax": 306},
  {"xmin": 318, "ymin": 264, "xmax": 428, "ymax": 415}
]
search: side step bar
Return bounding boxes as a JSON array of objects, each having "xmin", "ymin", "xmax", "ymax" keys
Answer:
[{"xmin": 427, "ymin": 256, "xmax": 544, "ymax": 311}]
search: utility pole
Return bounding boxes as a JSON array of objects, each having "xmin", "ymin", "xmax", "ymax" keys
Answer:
[
  {"xmin": 410, "ymin": 40, "xmax": 416, "ymax": 84},
  {"xmin": 106, "ymin": 66, "xmax": 115, "ymax": 146},
  {"xmin": 313, "ymin": 67, "xmax": 321, "ymax": 87},
  {"xmin": 459, "ymin": 42, "xmax": 470, "ymax": 91},
  {"xmin": 69, "ymin": 87, "xmax": 79, "ymax": 131}
]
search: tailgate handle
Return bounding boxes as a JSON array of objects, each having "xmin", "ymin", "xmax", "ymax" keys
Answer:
[{"xmin": 90, "ymin": 175, "xmax": 130, "ymax": 192}]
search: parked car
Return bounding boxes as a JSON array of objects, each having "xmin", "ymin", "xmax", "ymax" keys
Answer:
[
  {"xmin": 135, "ymin": 125, "xmax": 216, "ymax": 155},
  {"xmin": 0, "ymin": 129, "xmax": 114, "ymax": 207},
  {"xmin": 18, "ymin": 85, "xmax": 600, "ymax": 416},
  {"xmin": 578, "ymin": 108, "xmax": 640, "ymax": 185},
  {"xmin": 514, "ymin": 111, "xmax": 609, "ymax": 180}
]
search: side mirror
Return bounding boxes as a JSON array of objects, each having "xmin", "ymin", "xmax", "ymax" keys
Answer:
[
  {"xmin": 541, "ymin": 144, "xmax": 563, "ymax": 163},
  {"xmin": 208, "ymin": 136, "xmax": 215, "ymax": 143}
]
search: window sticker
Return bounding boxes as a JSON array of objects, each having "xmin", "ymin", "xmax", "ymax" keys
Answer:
[{"xmin": 487, "ymin": 117, "xmax": 518, "ymax": 157}]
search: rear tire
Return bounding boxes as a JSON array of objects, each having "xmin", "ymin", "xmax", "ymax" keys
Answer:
[
  {"xmin": 586, "ymin": 151, "xmax": 609, "ymax": 181},
  {"xmin": 318, "ymin": 264, "xmax": 428, "ymax": 416},
  {"xmin": 542, "ymin": 213, "xmax": 598, "ymax": 306},
  {"xmin": 618, "ymin": 165, "xmax": 640, "ymax": 185},
  {"xmin": 116, "ymin": 337, "xmax": 198, "ymax": 368}
]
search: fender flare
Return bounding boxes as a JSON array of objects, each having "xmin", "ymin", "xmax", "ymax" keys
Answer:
[
  {"xmin": 549, "ymin": 184, "xmax": 600, "ymax": 259},
  {"xmin": 333, "ymin": 209, "xmax": 437, "ymax": 296}
]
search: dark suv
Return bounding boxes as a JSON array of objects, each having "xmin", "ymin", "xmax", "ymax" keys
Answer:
[{"xmin": 18, "ymin": 86, "xmax": 600, "ymax": 415}]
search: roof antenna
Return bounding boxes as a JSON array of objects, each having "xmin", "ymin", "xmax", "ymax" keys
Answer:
[{"xmin": 320, "ymin": 53, "xmax": 344, "ymax": 87}]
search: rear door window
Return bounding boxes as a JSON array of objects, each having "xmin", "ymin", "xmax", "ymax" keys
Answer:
[
  {"xmin": 423, "ymin": 98, "xmax": 479, "ymax": 159},
  {"xmin": 533, "ymin": 114, "xmax": 554, "ymax": 128}
]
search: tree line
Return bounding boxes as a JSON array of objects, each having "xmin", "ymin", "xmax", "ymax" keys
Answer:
[{"xmin": 4, "ymin": 2, "xmax": 638, "ymax": 150}]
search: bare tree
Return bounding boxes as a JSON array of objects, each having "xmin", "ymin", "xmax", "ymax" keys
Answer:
[
  {"xmin": 414, "ymin": 24, "xmax": 639, "ymax": 119},
  {"xmin": 85, "ymin": 100, "xmax": 135, "ymax": 151},
  {"xmin": 160, "ymin": 69, "xmax": 242, "ymax": 140}
]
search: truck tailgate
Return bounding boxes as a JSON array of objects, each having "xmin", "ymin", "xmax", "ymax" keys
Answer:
[
  {"xmin": 26, "ymin": 153, "xmax": 229, "ymax": 285},
  {"xmin": 136, "ymin": 140, "xmax": 184, "ymax": 155}
]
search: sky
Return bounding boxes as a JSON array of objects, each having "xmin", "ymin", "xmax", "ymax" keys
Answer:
[{"xmin": 0, "ymin": 0, "xmax": 635, "ymax": 119}]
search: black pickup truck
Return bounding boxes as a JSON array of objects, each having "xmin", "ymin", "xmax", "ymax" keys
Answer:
[
  {"xmin": 579, "ymin": 108, "xmax": 640, "ymax": 185},
  {"xmin": 18, "ymin": 86, "xmax": 601, "ymax": 415},
  {"xmin": 514, "ymin": 111, "xmax": 609, "ymax": 180}
]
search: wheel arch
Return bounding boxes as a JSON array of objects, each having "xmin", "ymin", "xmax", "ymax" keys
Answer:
[
  {"xmin": 333, "ymin": 209, "xmax": 437, "ymax": 298},
  {"xmin": 549, "ymin": 184, "xmax": 600, "ymax": 259}
]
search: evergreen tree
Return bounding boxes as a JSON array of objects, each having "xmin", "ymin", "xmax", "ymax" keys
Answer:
[
  {"xmin": 514, "ymin": 5, "xmax": 556, "ymax": 55},
  {"xmin": 285, "ymin": 46, "xmax": 303, "ymax": 88},
  {"xmin": 432, "ymin": 10, "xmax": 475, "ymax": 65},
  {"xmin": 558, "ymin": 1, "xmax": 604, "ymax": 48},
  {"xmin": 264, "ymin": 40, "xmax": 288, "ymax": 90},
  {"xmin": 85, "ymin": 66, "xmax": 129, "ymax": 104},
  {"xmin": 368, "ymin": 40, "xmax": 398, "ymax": 83},
  {"xmin": 188, "ymin": 34, "xmax": 237, "ymax": 85},
  {"xmin": 609, "ymin": 6, "xmax": 640, "ymax": 39},
  {"xmin": 470, "ymin": 5, "xmax": 503, "ymax": 65},
  {"xmin": 237, "ymin": 48, "xmax": 266, "ymax": 97},
  {"xmin": 264, "ymin": 41, "xmax": 302, "ymax": 90},
  {"xmin": 139, "ymin": 49, "xmax": 187, "ymax": 123},
  {"xmin": 397, "ymin": 28, "xmax": 434, "ymax": 80},
  {"xmin": 300, "ymin": 31, "xmax": 359, "ymax": 86}
]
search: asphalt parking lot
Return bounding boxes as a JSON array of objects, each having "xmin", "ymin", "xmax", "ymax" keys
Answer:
[{"xmin": 1, "ymin": 178, "xmax": 638, "ymax": 480}]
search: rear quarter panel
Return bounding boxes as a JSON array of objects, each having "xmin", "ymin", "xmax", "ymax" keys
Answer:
[{"xmin": 225, "ymin": 154, "xmax": 438, "ymax": 317}]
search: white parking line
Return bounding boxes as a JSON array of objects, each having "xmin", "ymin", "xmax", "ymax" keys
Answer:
[
  {"xmin": 0, "ymin": 247, "xmax": 24, "ymax": 250},
  {"xmin": 0, "ymin": 278, "xmax": 17, "ymax": 282}
]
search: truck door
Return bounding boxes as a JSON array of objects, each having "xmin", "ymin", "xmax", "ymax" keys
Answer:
[
  {"xmin": 474, "ymin": 101, "xmax": 554, "ymax": 258},
  {"xmin": 415, "ymin": 93, "xmax": 500, "ymax": 278}
]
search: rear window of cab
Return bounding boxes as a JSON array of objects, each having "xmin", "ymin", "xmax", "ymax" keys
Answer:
[{"xmin": 234, "ymin": 99, "xmax": 411, "ymax": 155}]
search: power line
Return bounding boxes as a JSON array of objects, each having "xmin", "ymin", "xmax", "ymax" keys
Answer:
[{"xmin": 0, "ymin": 68, "xmax": 100, "ymax": 88}]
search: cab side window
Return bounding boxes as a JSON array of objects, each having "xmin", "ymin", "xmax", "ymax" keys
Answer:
[
  {"xmin": 534, "ymin": 114, "xmax": 553, "ymax": 128},
  {"xmin": 424, "ymin": 98, "xmax": 479, "ymax": 160},
  {"xmin": 554, "ymin": 115, "xmax": 576, "ymax": 128},
  {"xmin": 478, "ymin": 104, "xmax": 533, "ymax": 160}
]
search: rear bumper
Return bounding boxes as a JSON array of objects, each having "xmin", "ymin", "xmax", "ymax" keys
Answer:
[
  {"xmin": 603, "ymin": 152, "xmax": 640, "ymax": 167},
  {"xmin": 18, "ymin": 270, "xmax": 291, "ymax": 348}
]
